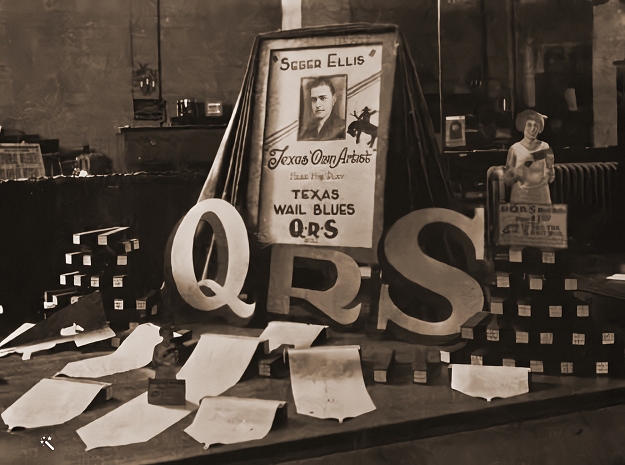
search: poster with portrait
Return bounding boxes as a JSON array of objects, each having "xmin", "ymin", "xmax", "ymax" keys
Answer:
[{"xmin": 250, "ymin": 35, "xmax": 395, "ymax": 254}]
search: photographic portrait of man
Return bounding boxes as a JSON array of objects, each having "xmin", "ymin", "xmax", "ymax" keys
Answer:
[{"xmin": 298, "ymin": 75, "xmax": 346, "ymax": 141}]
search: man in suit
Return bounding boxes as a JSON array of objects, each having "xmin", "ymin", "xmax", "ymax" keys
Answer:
[{"xmin": 299, "ymin": 77, "xmax": 345, "ymax": 141}]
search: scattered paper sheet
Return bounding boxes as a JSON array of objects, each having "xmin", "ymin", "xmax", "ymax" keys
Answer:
[
  {"xmin": 74, "ymin": 326, "xmax": 116, "ymax": 347},
  {"xmin": 0, "ymin": 323, "xmax": 36, "ymax": 348},
  {"xmin": 58, "ymin": 323, "xmax": 161, "ymax": 378},
  {"xmin": 176, "ymin": 333, "xmax": 260, "ymax": 405},
  {"xmin": 451, "ymin": 364, "xmax": 530, "ymax": 401},
  {"xmin": 0, "ymin": 326, "xmax": 115, "ymax": 359},
  {"xmin": 0, "ymin": 335, "xmax": 76, "ymax": 360},
  {"xmin": 77, "ymin": 392, "xmax": 193, "ymax": 450},
  {"xmin": 184, "ymin": 396, "xmax": 286, "ymax": 449},
  {"xmin": 288, "ymin": 345, "xmax": 375, "ymax": 423},
  {"xmin": 259, "ymin": 321, "xmax": 327, "ymax": 352},
  {"xmin": 6, "ymin": 291, "xmax": 107, "ymax": 348},
  {"xmin": 1, "ymin": 378, "xmax": 110, "ymax": 430}
]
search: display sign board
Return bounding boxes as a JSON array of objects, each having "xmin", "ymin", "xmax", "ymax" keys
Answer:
[
  {"xmin": 250, "ymin": 32, "xmax": 396, "ymax": 258},
  {"xmin": 497, "ymin": 203, "xmax": 567, "ymax": 249}
]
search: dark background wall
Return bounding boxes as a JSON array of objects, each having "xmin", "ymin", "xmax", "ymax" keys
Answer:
[{"xmin": 0, "ymin": 0, "xmax": 441, "ymax": 171}]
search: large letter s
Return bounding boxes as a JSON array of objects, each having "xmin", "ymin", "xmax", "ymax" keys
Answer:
[{"xmin": 378, "ymin": 208, "xmax": 484, "ymax": 337}]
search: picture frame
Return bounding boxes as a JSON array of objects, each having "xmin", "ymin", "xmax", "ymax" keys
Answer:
[{"xmin": 247, "ymin": 30, "xmax": 399, "ymax": 264}]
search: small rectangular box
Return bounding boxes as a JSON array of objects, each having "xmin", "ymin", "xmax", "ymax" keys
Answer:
[
  {"xmin": 602, "ymin": 332, "xmax": 616, "ymax": 345},
  {"xmin": 530, "ymin": 360, "xmax": 544, "ymax": 373},
  {"xmin": 549, "ymin": 305, "xmax": 562, "ymax": 318},
  {"xmin": 596, "ymin": 361, "xmax": 609, "ymax": 375},
  {"xmin": 516, "ymin": 330, "xmax": 529, "ymax": 344},
  {"xmin": 518, "ymin": 304, "xmax": 531, "ymax": 317},
  {"xmin": 486, "ymin": 328, "xmax": 500, "ymax": 342},
  {"xmin": 496, "ymin": 273, "xmax": 510, "ymax": 288},
  {"xmin": 529, "ymin": 275, "xmax": 544, "ymax": 290},
  {"xmin": 60, "ymin": 271, "xmax": 79, "ymax": 286},
  {"xmin": 490, "ymin": 301, "xmax": 504, "ymax": 315},
  {"xmin": 560, "ymin": 361, "xmax": 574, "ymax": 374},
  {"xmin": 73, "ymin": 274, "xmax": 86, "ymax": 287},
  {"xmin": 147, "ymin": 378, "xmax": 186, "ymax": 406},
  {"xmin": 509, "ymin": 247, "xmax": 523, "ymax": 263}
]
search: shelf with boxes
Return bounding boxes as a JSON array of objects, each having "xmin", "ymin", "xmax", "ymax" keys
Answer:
[
  {"xmin": 42, "ymin": 226, "xmax": 161, "ymax": 332},
  {"xmin": 457, "ymin": 245, "xmax": 625, "ymax": 377}
]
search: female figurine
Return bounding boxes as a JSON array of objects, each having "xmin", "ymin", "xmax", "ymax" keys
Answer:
[{"xmin": 504, "ymin": 109, "xmax": 554, "ymax": 204}]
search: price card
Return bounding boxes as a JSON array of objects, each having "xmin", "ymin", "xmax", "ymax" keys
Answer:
[
  {"xmin": 131, "ymin": 238, "xmax": 140, "ymax": 250},
  {"xmin": 549, "ymin": 305, "xmax": 562, "ymax": 318},
  {"xmin": 496, "ymin": 274, "xmax": 510, "ymax": 288},
  {"xmin": 470, "ymin": 354, "xmax": 483, "ymax": 366},
  {"xmin": 509, "ymin": 248, "xmax": 523, "ymax": 263},
  {"xmin": 136, "ymin": 299, "xmax": 147, "ymax": 310},
  {"xmin": 540, "ymin": 332, "xmax": 553, "ymax": 345},
  {"xmin": 486, "ymin": 329, "xmax": 500, "ymax": 342},
  {"xmin": 90, "ymin": 276, "xmax": 100, "ymax": 287},
  {"xmin": 70, "ymin": 296, "xmax": 81, "ymax": 304},
  {"xmin": 596, "ymin": 362, "xmax": 609, "ymax": 375},
  {"xmin": 83, "ymin": 255, "xmax": 92, "ymax": 266},
  {"xmin": 518, "ymin": 304, "xmax": 531, "ymax": 317},
  {"xmin": 577, "ymin": 305, "xmax": 590, "ymax": 317},
  {"xmin": 490, "ymin": 301, "xmax": 503, "ymax": 314},
  {"xmin": 113, "ymin": 276, "xmax": 124, "ymax": 288},
  {"xmin": 529, "ymin": 276, "xmax": 543, "ymax": 290},
  {"xmin": 516, "ymin": 331, "xmax": 529, "ymax": 344},
  {"xmin": 117, "ymin": 255, "xmax": 128, "ymax": 266},
  {"xmin": 572, "ymin": 333, "xmax": 585, "ymax": 345},
  {"xmin": 602, "ymin": 332, "xmax": 615, "ymax": 344},
  {"xmin": 74, "ymin": 274, "xmax": 85, "ymax": 286},
  {"xmin": 564, "ymin": 278, "xmax": 577, "ymax": 291},
  {"xmin": 502, "ymin": 358, "xmax": 516, "ymax": 367},
  {"xmin": 530, "ymin": 360, "xmax": 543, "ymax": 372},
  {"xmin": 560, "ymin": 362, "xmax": 574, "ymax": 374},
  {"xmin": 542, "ymin": 251, "xmax": 556, "ymax": 264},
  {"xmin": 114, "ymin": 299, "xmax": 124, "ymax": 310}
]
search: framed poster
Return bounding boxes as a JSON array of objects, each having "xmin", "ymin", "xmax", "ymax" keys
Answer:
[{"xmin": 247, "ymin": 32, "xmax": 398, "ymax": 263}]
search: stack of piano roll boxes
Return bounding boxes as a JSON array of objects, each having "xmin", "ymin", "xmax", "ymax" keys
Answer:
[{"xmin": 457, "ymin": 246, "xmax": 625, "ymax": 377}]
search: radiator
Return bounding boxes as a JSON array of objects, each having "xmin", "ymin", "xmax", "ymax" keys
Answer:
[{"xmin": 486, "ymin": 162, "xmax": 619, "ymax": 245}]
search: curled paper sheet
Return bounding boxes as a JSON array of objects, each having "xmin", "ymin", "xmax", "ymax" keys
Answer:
[
  {"xmin": 0, "ymin": 336, "xmax": 75, "ymax": 360},
  {"xmin": 77, "ymin": 392, "xmax": 194, "ymax": 451},
  {"xmin": 58, "ymin": 323, "xmax": 162, "ymax": 378},
  {"xmin": 74, "ymin": 326, "xmax": 116, "ymax": 347},
  {"xmin": 288, "ymin": 345, "xmax": 375, "ymax": 423},
  {"xmin": 259, "ymin": 321, "xmax": 327, "ymax": 352},
  {"xmin": 0, "ymin": 323, "xmax": 36, "ymax": 348},
  {"xmin": 176, "ymin": 333, "xmax": 260, "ymax": 405},
  {"xmin": 184, "ymin": 397, "xmax": 286, "ymax": 449},
  {"xmin": 1, "ymin": 378, "xmax": 110, "ymax": 430},
  {"xmin": 451, "ymin": 364, "xmax": 531, "ymax": 401}
]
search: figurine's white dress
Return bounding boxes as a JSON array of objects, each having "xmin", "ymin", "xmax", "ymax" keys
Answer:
[{"xmin": 505, "ymin": 141, "xmax": 554, "ymax": 204}]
